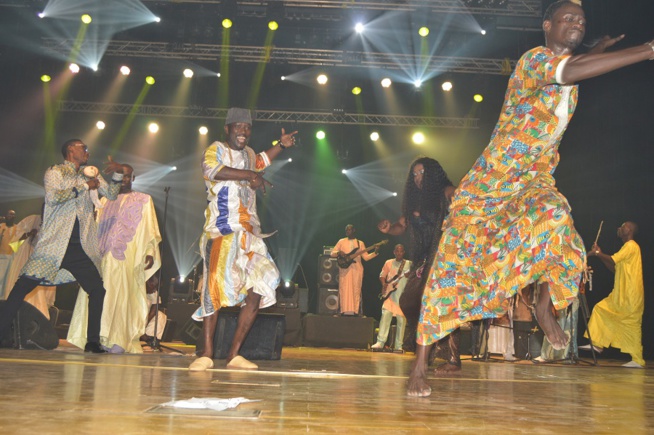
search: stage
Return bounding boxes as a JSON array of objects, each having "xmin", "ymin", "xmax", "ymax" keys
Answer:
[{"xmin": 0, "ymin": 342, "xmax": 650, "ymax": 433}]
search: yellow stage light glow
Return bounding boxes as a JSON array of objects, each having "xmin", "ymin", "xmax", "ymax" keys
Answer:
[
  {"xmin": 145, "ymin": 76, "xmax": 155, "ymax": 85},
  {"xmin": 352, "ymin": 86, "xmax": 362, "ymax": 95},
  {"xmin": 81, "ymin": 14, "xmax": 92, "ymax": 24},
  {"xmin": 183, "ymin": 68, "xmax": 194, "ymax": 78},
  {"xmin": 222, "ymin": 19, "xmax": 232, "ymax": 29},
  {"xmin": 316, "ymin": 130, "xmax": 326, "ymax": 140},
  {"xmin": 69, "ymin": 63, "xmax": 80, "ymax": 74},
  {"xmin": 148, "ymin": 122, "xmax": 159, "ymax": 133},
  {"xmin": 442, "ymin": 81, "xmax": 453, "ymax": 91},
  {"xmin": 419, "ymin": 27, "xmax": 429, "ymax": 37},
  {"xmin": 474, "ymin": 94, "xmax": 484, "ymax": 103},
  {"xmin": 412, "ymin": 132, "xmax": 425, "ymax": 145},
  {"xmin": 381, "ymin": 78, "xmax": 392, "ymax": 88},
  {"xmin": 41, "ymin": 75, "xmax": 51, "ymax": 83},
  {"xmin": 120, "ymin": 66, "xmax": 130, "ymax": 76},
  {"xmin": 199, "ymin": 126, "xmax": 208, "ymax": 135},
  {"xmin": 370, "ymin": 132, "xmax": 380, "ymax": 141},
  {"xmin": 96, "ymin": 121, "xmax": 106, "ymax": 130},
  {"xmin": 317, "ymin": 74, "xmax": 328, "ymax": 85},
  {"xmin": 268, "ymin": 21, "xmax": 278, "ymax": 31}
]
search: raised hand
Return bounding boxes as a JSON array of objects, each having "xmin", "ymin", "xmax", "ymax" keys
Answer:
[
  {"xmin": 279, "ymin": 128, "xmax": 298, "ymax": 148},
  {"xmin": 103, "ymin": 156, "xmax": 124, "ymax": 174}
]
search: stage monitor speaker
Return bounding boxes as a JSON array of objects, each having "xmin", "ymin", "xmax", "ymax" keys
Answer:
[
  {"xmin": 513, "ymin": 320, "xmax": 543, "ymax": 359},
  {"xmin": 211, "ymin": 309, "xmax": 285, "ymax": 360},
  {"xmin": 166, "ymin": 302, "xmax": 200, "ymax": 340},
  {"xmin": 318, "ymin": 255, "xmax": 339, "ymax": 287},
  {"xmin": 303, "ymin": 314, "xmax": 374, "ymax": 349},
  {"xmin": 261, "ymin": 306, "xmax": 303, "ymax": 346},
  {"xmin": 0, "ymin": 301, "xmax": 59, "ymax": 350},
  {"xmin": 179, "ymin": 317, "xmax": 203, "ymax": 345},
  {"xmin": 317, "ymin": 287, "xmax": 339, "ymax": 315}
]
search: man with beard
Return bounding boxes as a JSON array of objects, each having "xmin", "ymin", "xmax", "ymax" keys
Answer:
[{"xmin": 189, "ymin": 108, "xmax": 297, "ymax": 371}]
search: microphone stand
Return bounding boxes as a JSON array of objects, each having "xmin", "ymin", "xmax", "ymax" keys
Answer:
[{"xmin": 146, "ymin": 186, "xmax": 183, "ymax": 355}]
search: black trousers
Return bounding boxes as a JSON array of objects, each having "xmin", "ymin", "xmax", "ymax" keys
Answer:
[{"xmin": 0, "ymin": 242, "xmax": 106, "ymax": 343}]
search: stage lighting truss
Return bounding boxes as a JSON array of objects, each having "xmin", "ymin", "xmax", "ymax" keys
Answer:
[
  {"xmin": 57, "ymin": 101, "xmax": 479, "ymax": 129},
  {"xmin": 133, "ymin": 1, "xmax": 542, "ymax": 19},
  {"xmin": 43, "ymin": 38, "xmax": 516, "ymax": 76}
]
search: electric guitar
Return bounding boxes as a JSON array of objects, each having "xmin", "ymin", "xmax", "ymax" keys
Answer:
[
  {"xmin": 378, "ymin": 259, "xmax": 424, "ymax": 300},
  {"xmin": 336, "ymin": 239, "xmax": 388, "ymax": 269}
]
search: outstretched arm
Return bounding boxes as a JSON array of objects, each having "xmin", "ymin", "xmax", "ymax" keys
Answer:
[
  {"xmin": 264, "ymin": 128, "xmax": 298, "ymax": 161},
  {"xmin": 560, "ymin": 37, "xmax": 653, "ymax": 84}
]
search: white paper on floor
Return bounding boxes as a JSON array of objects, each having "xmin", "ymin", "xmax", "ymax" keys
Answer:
[{"xmin": 162, "ymin": 397, "xmax": 260, "ymax": 412}]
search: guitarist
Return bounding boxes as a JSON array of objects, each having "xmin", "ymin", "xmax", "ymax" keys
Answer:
[
  {"xmin": 330, "ymin": 224, "xmax": 379, "ymax": 316},
  {"xmin": 372, "ymin": 244, "xmax": 411, "ymax": 352}
]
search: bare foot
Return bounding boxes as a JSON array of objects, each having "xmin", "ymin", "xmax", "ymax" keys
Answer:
[
  {"xmin": 535, "ymin": 284, "xmax": 568, "ymax": 350},
  {"xmin": 434, "ymin": 362, "xmax": 462, "ymax": 375},
  {"xmin": 407, "ymin": 360, "xmax": 431, "ymax": 397}
]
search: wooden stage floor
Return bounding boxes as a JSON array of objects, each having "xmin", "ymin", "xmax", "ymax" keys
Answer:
[{"xmin": 0, "ymin": 342, "xmax": 651, "ymax": 434}]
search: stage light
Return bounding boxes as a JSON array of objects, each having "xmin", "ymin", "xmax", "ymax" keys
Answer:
[
  {"xmin": 352, "ymin": 86, "xmax": 362, "ymax": 95},
  {"xmin": 199, "ymin": 126, "xmax": 208, "ymax": 135},
  {"xmin": 268, "ymin": 21, "xmax": 278, "ymax": 31},
  {"xmin": 355, "ymin": 22, "xmax": 364, "ymax": 34},
  {"xmin": 145, "ymin": 76, "xmax": 155, "ymax": 85},
  {"xmin": 69, "ymin": 63, "xmax": 80, "ymax": 74},
  {"xmin": 120, "ymin": 66, "xmax": 130, "ymax": 76},
  {"xmin": 41, "ymin": 75, "xmax": 51, "ymax": 83},
  {"xmin": 222, "ymin": 19, "xmax": 232, "ymax": 29},
  {"xmin": 288, "ymin": 158, "xmax": 292, "ymax": 162},
  {"xmin": 316, "ymin": 130, "xmax": 326, "ymax": 140},
  {"xmin": 393, "ymin": 192, "xmax": 398, "ymax": 196},
  {"xmin": 317, "ymin": 74, "xmax": 328, "ymax": 85},
  {"xmin": 342, "ymin": 169, "xmax": 347, "ymax": 174},
  {"xmin": 154, "ymin": 17, "xmax": 161, "ymax": 23},
  {"xmin": 216, "ymin": 73, "xmax": 221, "ymax": 77},
  {"xmin": 91, "ymin": 64, "xmax": 98, "ymax": 72},
  {"xmin": 183, "ymin": 68, "xmax": 194, "ymax": 78},
  {"xmin": 281, "ymin": 76, "xmax": 286, "ymax": 81},
  {"xmin": 413, "ymin": 79, "xmax": 422, "ymax": 88},
  {"xmin": 381, "ymin": 78, "xmax": 392, "ymax": 88},
  {"xmin": 172, "ymin": 166, "xmax": 177, "ymax": 171},
  {"xmin": 481, "ymin": 29, "xmax": 487, "ymax": 35},
  {"xmin": 96, "ymin": 121, "xmax": 106, "ymax": 130},
  {"xmin": 474, "ymin": 94, "xmax": 484, "ymax": 102},
  {"xmin": 148, "ymin": 122, "xmax": 159, "ymax": 133},
  {"xmin": 412, "ymin": 132, "xmax": 425, "ymax": 145},
  {"xmin": 419, "ymin": 27, "xmax": 430, "ymax": 37},
  {"xmin": 37, "ymin": 12, "xmax": 45, "ymax": 18},
  {"xmin": 81, "ymin": 14, "xmax": 92, "ymax": 24},
  {"xmin": 442, "ymin": 81, "xmax": 453, "ymax": 91},
  {"xmin": 370, "ymin": 132, "xmax": 379, "ymax": 141}
]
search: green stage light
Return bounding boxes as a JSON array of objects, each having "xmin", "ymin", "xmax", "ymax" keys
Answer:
[
  {"xmin": 419, "ymin": 27, "xmax": 429, "ymax": 37},
  {"xmin": 41, "ymin": 75, "xmax": 51, "ymax": 83},
  {"xmin": 145, "ymin": 76, "xmax": 155, "ymax": 85},
  {"xmin": 352, "ymin": 86, "xmax": 362, "ymax": 95},
  {"xmin": 222, "ymin": 19, "xmax": 232, "ymax": 29},
  {"xmin": 316, "ymin": 130, "xmax": 326, "ymax": 140},
  {"xmin": 81, "ymin": 14, "xmax": 92, "ymax": 24}
]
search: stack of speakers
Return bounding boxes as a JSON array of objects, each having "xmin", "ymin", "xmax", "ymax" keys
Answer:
[{"xmin": 317, "ymin": 253, "xmax": 339, "ymax": 315}]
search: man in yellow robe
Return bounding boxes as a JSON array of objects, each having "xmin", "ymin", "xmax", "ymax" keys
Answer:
[
  {"xmin": 584, "ymin": 221, "xmax": 644, "ymax": 368},
  {"xmin": 68, "ymin": 164, "xmax": 161, "ymax": 353}
]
